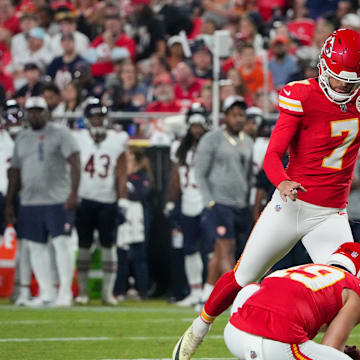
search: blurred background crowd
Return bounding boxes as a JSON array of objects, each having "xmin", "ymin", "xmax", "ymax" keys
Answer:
[{"xmin": 2, "ymin": 0, "xmax": 360, "ymax": 307}]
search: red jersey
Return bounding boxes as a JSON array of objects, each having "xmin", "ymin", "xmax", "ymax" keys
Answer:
[
  {"xmin": 230, "ymin": 264, "xmax": 360, "ymax": 344},
  {"xmin": 173, "ymin": 78, "xmax": 204, "ymax": 101},
  {"xmin": 263, "ymin": 78, "xmax": 360, "ymax": 208},
  {"xmin": 146, "ymin": 100, "xmax": 182, "ymax": 113}
]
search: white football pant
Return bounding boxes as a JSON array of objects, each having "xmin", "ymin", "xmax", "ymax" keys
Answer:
[{"xmin": 234, "ymin": 190, "xmax": 353, "ymax": 287}]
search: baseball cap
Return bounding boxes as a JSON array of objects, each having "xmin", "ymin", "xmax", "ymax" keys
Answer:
[
  {"xmin": 326, "ymin": 242, "xmax": 360, "ymax": 278},
  {"xmin": 167, "ymin": 35, "xmax": 182, "ymax": 47},
  {"xmin": 153, "ymin": 73, "xmax": 173, "ymax": 86},
  {"xmin": 24, "ymin": 62, "xmax": 40, "ymax": 71},
  {"xmin": 25, "ymin": 97, "xmax": 48, "ymax": 110},
  {"xmin": 270, "ymin": 35, "xmax": 288, "ymax": 47},
  {"xmin": 223, "ymin": 95, "xmax": 247, "ymax": 113},
  {"xmin": 246, "ymin": 106, "xmax": 263, "ymax": 126},
  {"xmin": 341, "ymin": 13, "xmax": 360, "ymax": 29},
  {"xmin": 28, "ymin": 27, "xmax": 46, "ymax": 40}
]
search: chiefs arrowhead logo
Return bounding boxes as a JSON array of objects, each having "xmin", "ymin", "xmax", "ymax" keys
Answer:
[{"xmin": 323, "ymin": 35, "xmax": 336, "ymax": 58}]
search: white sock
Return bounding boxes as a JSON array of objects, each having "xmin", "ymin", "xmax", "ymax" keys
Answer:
[
  {"xmin": 192, "ymin": 317, "xmax": 211, "ymax": 337},
  {"xmin": 17, "ymin": 240, "xmax": 31, "ymax": 300},
  {"xmin": 52, "ymin": 235, "xmax": 74, "ymax": 298},
  {"xmin": 185, "ymin": 252, "xmax": 203, "ymax": 295},
  {"xmin": 27, "ymin": 240, "xmax": 53, "ymax": 300},
  {"xmin": 76, "ymin": 248, "xmax": 91, "ymax": 297},
  {"xmin": 101, "ymin": 246, "xmax": 117, "ymax": 300},
  {"xmin": 201, "ymin": 283, "xmax": 214, "ymax": 303}
]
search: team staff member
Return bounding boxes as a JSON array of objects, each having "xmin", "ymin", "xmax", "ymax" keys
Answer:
[
  {"xmin": 194, "ymin": 95, "xmax": 253, "ymax": 306},
  {"xmin": 6, "ymin": 96, "xmax": 80, "ymax": 307}
]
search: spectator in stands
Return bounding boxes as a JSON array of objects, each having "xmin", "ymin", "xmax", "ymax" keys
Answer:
[
  {"xmin": 115, "ymin": 146, "xmax": 153, "ymax": 301},
  {"xmin": 52, "ymin": 7, "xmax": 90, "ymax": 58},
  {"xmin": 41, "ymin": 82, "xmax": 62, "ymax": 115},
  {"xmin": 73, "ymin": 61, "xmax": 106, "ymax": 100},
  {"xmin": 237, "ymin": 13, "xmax": 265, "ymax": 56},
  {"xmin": 0, "ymin": 0, "xmax": 20, "ymax": 37},
  {"xmin": 225, "ymin": 68, "xmax": 252, "ymax": 105},
  {"xmin": 167, "ymin": 36, "xmax": 186, "ymax": 70},
  {"xmin": 105, "ymin": 59, "xmax": 148, "ymax": 111},
  {"xmin": 6, "ymin": 96, "xmax": 80, "ymax": 307},
  {"xmin": 201, "ymin": 0, "xmax": 240, "ymax": 28},
  {"xmin": 173, "ymin": 62, "xmax": 204, "ymax": 107},
  {"xmin": 341, "ymin": 12, "xmax": 360, "ymax": 31},
  {"xmin": 268, "ymin": 35, "xmax": 300, "ymax": 91},
  {"xmin": 87, "ymin": 14, "xmax": 135, "ymax": 78},
  {"xmin": 11, "ymin": 12, "xmax": 38, "ymax": 73},
  {"xmin": 47, "ymin": 33, "xmax": 87, "ymax": 91},
  {"xmin": 130, "ymin": 0, "xmax": 166, "ymax": 62},
  {"xmin": 14, "ymin": 62, "xmax": 44, "ymax": 107},
  {"xmin": 191, "ymin": 41, "xmax": 213, "ymax": 80},
  {"xmin": 36, "ymin": 5, "xmax": 58, "ymax": 37},
  {"xmin": 0, "ymin": 51, "xmax": 14, "ymax": 99},
  {"xmin": 237, "ymin": 43, "xmax": 273, "ymax": 102},
  {"xmin": 74, "ymin": 0, "xmax": 102, "ymax": 40},
  {"xmin": 296, "ymin": 16, "xmax": 335, "ymax": 63},
  {"xmin": 198, "ymin": 81, "xmax": 213, "ymax": 113},
  {"xmin": 52, "ymin": 80, "xmax": 84, "ymax": 128},
  {"xmin": 195, "ymin": 95, "xmax": 253, "ymax": 307},
  {"xmin": 146, "ymin": 73, "xmax": 182, "ymax": 112}
]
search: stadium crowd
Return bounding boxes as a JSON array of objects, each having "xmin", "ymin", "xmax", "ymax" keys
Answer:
[{"xmin": 1, "ymin": 0, "xmax": 360, "ymax": 308}]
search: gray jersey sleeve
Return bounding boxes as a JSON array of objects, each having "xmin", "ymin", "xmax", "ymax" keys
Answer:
[
  {"xmin": 194, "ymin": 131, "xmax": 217, "ymax": 206},
  {"xmin": 59, "ymin": 128, "xmax": 80, "ymax": 159}
]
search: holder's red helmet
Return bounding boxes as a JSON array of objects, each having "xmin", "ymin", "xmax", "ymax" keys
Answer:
[
  {"xmin": 326, "ymin": 242, "xmax": 360, "ymax": 277},
  {"xmin": 319, "ymin": 28, "xmax": 360, "ymax": 105}
]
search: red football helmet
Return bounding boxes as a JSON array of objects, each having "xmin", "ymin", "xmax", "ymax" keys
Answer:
[
  {"xmin": 319, "ymin": 28, "xmax": 360, "ymax": 105},
  {"xmin": 326, "ymin": 242, "xmax": 360, "ymax": 277}
]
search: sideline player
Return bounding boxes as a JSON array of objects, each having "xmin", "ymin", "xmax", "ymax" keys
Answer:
[
  {"xmin": 165, "ymin": 103, "xmax": 210, "ymax": 306},
  {"xmin": 173, "ymin": 28, "xmax": 360, "ymax": 359},
  {"xmin": 73, "ymin": 98, "xmax": 128, "ymax": 305},
  {"xmin": 224, "ymin": 242, "xmax": 360, "ymax": 359}
]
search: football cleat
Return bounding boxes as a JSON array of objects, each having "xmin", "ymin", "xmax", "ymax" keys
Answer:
[
  {"xmin": 172, "ymin": 325, "xmax": 204, "ymax": 360},
  {"xmin": 74, "ymin": 295, "xmax": 90, "ymax": 305},
  {"xmin": 175, "ymin": 292, "xmax": 201, "ymax": 307},
  {"xmin": 102, "ymin": 295, "xmax": 118, "ymax": 306}
]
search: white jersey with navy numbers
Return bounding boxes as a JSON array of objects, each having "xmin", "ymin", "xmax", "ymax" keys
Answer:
[
  {"xmin": 0, "ymin": 130, "xmax": 14, "ymax": 195},
  {"xmin": 172, "ymin": 141, "xmax": 203, "ymax": 217},
  {"xmin": 74, "ymin": 129, "xmax": 129, "ymax": 203}
]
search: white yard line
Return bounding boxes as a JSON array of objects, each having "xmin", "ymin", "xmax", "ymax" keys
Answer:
[
  {"xmin": 102, "ymin": 358, "xmax": 236, "ymax": 360},
  {"xmin": 0, "ymin": 337, "xmax": 111, "ymax": 343},
  {"xmin": 0, "ymin": 335, "xmax": 224, "ymax": 343}
]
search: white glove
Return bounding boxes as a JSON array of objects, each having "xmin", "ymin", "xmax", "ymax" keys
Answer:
[
  {"xmin": 118, "ymin": 198, "xmax": 130, "ymax": 218},
  {"xmin": 164, "ymin": 201, "xmax": 175, "ymax": 217}
]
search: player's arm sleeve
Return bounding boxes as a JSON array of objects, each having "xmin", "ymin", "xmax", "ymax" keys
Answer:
[
  {"xmin": 10, "ymin": 139, "xmax": 21, "ymax": 169},
  {"xmin": 195, "ymin": 134, "xmax": 216, "ymax": 206},
  {"xmin": 263, "ymin": 111, "xmax": 301, "ymax": 187}
]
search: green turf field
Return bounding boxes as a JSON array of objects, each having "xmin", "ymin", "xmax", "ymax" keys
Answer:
[{"xmin": 0, "ymin": 299, "xmax": 359, "ymax": 360}]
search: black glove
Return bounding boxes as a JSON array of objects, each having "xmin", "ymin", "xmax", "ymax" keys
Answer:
[{"xmin": 345, "ymin": 345, "xmax": 360, "ymax": 360}]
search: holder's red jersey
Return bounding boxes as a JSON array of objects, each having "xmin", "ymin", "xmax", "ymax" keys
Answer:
[
  {"xmin": 230, "ymin": 264, "xmax": 360, "ymax": 344},
  {"xmin": 263, "ymin": 78, "xmax": 360, "ymax": 208}
]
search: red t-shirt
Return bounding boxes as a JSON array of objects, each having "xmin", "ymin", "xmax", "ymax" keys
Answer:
[
  {"xmin": 174, "ymin": 78, "xmax": 204, "ymax": 101},
  {"xmin": 146, "ymin": 100, "xmax": 182, "ymax": 113},
  {"xmin": 90, "ymin": 34, "xmax": 136, "ymax": 77},
  {"xmin": 263, "ymin": 77, "xmax": 360, "ymax": 208},
  {"xmin": 230, "ymin": 264, "xmax": 360, "ymax": 344},
  {"xmin": 0, "ymin": 71, "xmax": 14, "ymax": 95}
]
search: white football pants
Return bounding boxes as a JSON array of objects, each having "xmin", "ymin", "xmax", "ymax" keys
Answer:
[
  {"xmin": 234, "ymin": 190, "xmax": 353, "ymax": 286},
  {"xmin": 224, "ymin": 284, "xmax": 352, "ymax": 360}
]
